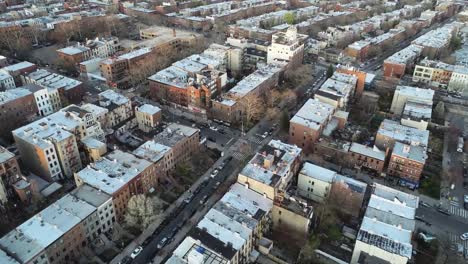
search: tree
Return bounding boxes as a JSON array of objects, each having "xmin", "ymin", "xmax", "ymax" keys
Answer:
[
  {"xmin": 280, "ymin": 110, "xmax": 289, "ymax": 132},
  {"xmin": 434, "ymin": 101, "xmax": 445, "ymax": 120},
  {"xmin": 174, "ymin": 162, "xmax": 192, "ymax": 179},
  {"xmin": 283, "ymin": 12, "xmax": 296, "ymax": 25},
  {"xmin": 124, "ymin": 194, "xmax": 165, "ymax": 231},
  {"xmin": 240, "ymin": 94, "xmax": 264, "ymax": 126},
  {"xmin": 326, "ymin": 64, "xmax": 334, "ymax": 78}
]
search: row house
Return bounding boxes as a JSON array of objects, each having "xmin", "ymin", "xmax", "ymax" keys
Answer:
[{"xmin": 0, "ymin": 87, "xmax": 38, "ymax": 140}]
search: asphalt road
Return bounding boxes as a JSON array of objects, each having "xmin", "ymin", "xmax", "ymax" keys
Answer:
[{"xmin": 132, "ymin": 158, "xmax": 240, "ymax": 264}]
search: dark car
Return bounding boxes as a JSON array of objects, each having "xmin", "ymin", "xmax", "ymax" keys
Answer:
[
  {"xmin": 436, "ymin": 208, "xmax": 451, "ymax": 216},
  {"xmin": 119, "ymin": 256, "xmax": 133, "ymax": 264}
]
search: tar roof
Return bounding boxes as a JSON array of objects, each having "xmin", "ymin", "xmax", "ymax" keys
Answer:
[
  {"xmin": 153, "ymin": 123, "xmax": 199, "ymax": 148},
  {"xmin": 377, "ymin": 119, "xmax": 429, "ymax": 147},
  {"xmin": 0, "ymin": 88, "xmax": 32, "ymax": 105}
]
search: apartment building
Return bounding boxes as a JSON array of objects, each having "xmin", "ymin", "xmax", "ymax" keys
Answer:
[
  {"xmin": 412, "ymin": 22, "xmax": 461, "ymax": 59},
  {"xmin": 375, "ymin": 119, "xmax": 429, "ymax": 151},
  {"xmin": 315, "ymin": 72, "xmax": 358, "ymax": 109},
  {"xmin": 413, "ymin": 59, "xmax": 455, "ymax": 88},
  {"xmin": 211, "ymin": 64, "xmax": 281, "ymax": 124},
  {"xmin": 267, "ymin": 26, "xmax": 307, "ymax": 69},
  {"xmin": 0, "ymin": 71, "xmax": 15, "ymax": 90},
  {"xmin": 167, "ymin": 182, "xmax": 274, "ymax": 264},
  {"xmin": 0, "ymin": 147, "xmax": 21, "ymax": 205},
  {"xmin": 149, "ymin": 47, "xmax": 228, "ymax": 109},
  {"xmin": 96, "ymin": 90, "xmax": 133, "ymax": 128},
  {"xmin": 0, "ymin": 88, "xmax": 38, "ymax": 140},
  {"xmin": 135, "ymin": 104, "xmax": 162, "ymax": 132},
  {"xmin": 238, "ymin": 140, "xmax": 302, "ymax": 200},
  {"xmin": 383, "ymin": 45, "xmax": 423, "ymax": 79},
  {"xmin": 0, "ymin": 61, "xmax": 37, "ymax": 85},
  {"xmin": 351, "ymin": 183, "xmax": 418, "ymax": 264},
  {"xmin": 133, "ymin": 140, "xmax": 171, "ymax": 178},
  {"xmin": 13, "ymin": 105, "xmax": 105, "ymax": 181},
  {"xmin": 74, "ymin": 150, "xmax": 159, "ymax": 221},
  {"xmin": 388, "ymin": 142, "xmax": 427, "ymax": 187},
  {"xmin": 336, "ymin": 66, "xmax": 367, "ymax": 98},
  {"xmin": 289, "ymin": 98, "xmax": 335, "ymax": 152},
  {"xmin": 348, "ymin": 143, "xmax": 386, "ymax": 174},
  {"xmin": 297, "ymin": 162, "xmax": 367, "ymax": 217},
  {"xmin": 390, "ymin": 85, "xmax": 434, "ymax": 116},
  {"xmin": 81, "ymin": 103, "xmax": 109, "ymax": 129},
  {"xmin": 0, "ymin": 189, "xmax": 114, "ymax": 264},
  {"xmin": 152, "ymin": 123, "xmax": 200, "ymax": 169},
  {"xmin": 57, "ymin": 37, "xmax": 120, "ymax": 65},
  {"xmin": 23, "ymin": 69, "xmax": 84, "ymax": 104},
  {"xmin": 401, "ymin": 101, "xmax": 432, "ymax": 130},
  {"xmin": 22, "ymin": 84, "xmax": 62, "ymax": 116}
]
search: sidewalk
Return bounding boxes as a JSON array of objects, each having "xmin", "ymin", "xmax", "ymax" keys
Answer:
[{"xmin": 111, "ymin": 133, "xmax": 242, "ymax": 264}]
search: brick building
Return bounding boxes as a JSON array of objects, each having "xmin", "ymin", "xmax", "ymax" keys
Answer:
[
  {"xmin": 0, "ymin": 88, "xmax": 38, "ymax": 140},
  {"xmin": 388, "ymin": 142, "xmax": 427, "ymax": 186}
]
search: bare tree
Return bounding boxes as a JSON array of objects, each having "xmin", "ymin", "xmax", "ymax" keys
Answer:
[
  {"xmin": 240, "ymin": 94, "xmax": 265, "ymax": 125},
  {"xmin": 26, "ymin": 24, "xmax": 47, "ymax": 45},
  {"xmin": 124, "ymin": 194, "xmax": 165, "ymax": 231}
]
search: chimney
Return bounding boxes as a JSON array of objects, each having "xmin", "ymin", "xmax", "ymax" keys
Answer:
[
  {"xmin": 263, "ymin": 154, "xmax": 274, "ymax": 169},
  {"xmin": 403, "ymin": 144, "xmax": 411, "ymax": 153}
]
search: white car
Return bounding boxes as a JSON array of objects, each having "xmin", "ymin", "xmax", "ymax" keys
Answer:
[
  {"xmin": 209, "ymin": 126, "xmax": 218, "ymax": 131},
  {"xmin": 130, "ymin": 246, "xmax": 143, "ymax": 258},
  {"xmin": 210, "ymin": 169, "xmax": 219, "ymax": 178},
  {"xmin": 460, "ymin": 233, "xmax": 468, "ymax": 241}
]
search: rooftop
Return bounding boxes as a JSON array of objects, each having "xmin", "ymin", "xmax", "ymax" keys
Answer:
[
  {"xmin": 75, "ymin": 150, "xmax": 152, "ymax": 194},
  {"xmin": 1, "ymin": 61, "xmax": 35, "ymax": 72},
  {"xmin": 392, "ymin": 142, "xmax": 427, "ymax": 163},
  {"xmin": 0, "ymin": 88, "xmax": 32, "ymax": 105},
  {"xmin": 148, "ymin": 66, "xmax": 189, "ymax": 89},
  {"xmin": 153, "ymin": 123, "xmax": 199, "ymax": 148},
  {"xmin": 226, "ymin": 64, "xmax": 281, "ymax": 99},
  {"xmin": 136, "ymin": 104, "xmax": 161, "ymax": 115},
  {"xmin": 26, "ymin": 69, "xmax": 82, "ymax": 91},
  {"xmin": 377, "ymin": 119, "xmax": 429, "ymax": 148},
  {"xmin": 0, "ymin": 147, "xmax": 15, "ymax": 164},
  {"xmin": 349, "ymin": 143, "xmax": 386, "ymax": 161},
  {"xmin": 395, "ymin": 85, "xmax": 434, "ymax": 102},
  {"xmin": 299, "ymin": 162, "xmax": 336, "ymax": 183},
  {"xmin": 133, "ymin": 140, "xmax": 171, "ymax": 163},
  {"xmin": 240, "ymin": 140, "xmax": 301, "ymax": 187},
  {"xmin": 57, "ymin": 45, "xmax": 90, "ymax": 55},
  {"xmin": 167, "ymin": 236, "xmax": 230, "ymax": 264},
  {"xmin": 290, "ymin": 98, "xmax": 335, "ymax": 130},
  {"xmin": 385, "ymin": 44, "xmax": 422, "ymax": 65},
  {"xmin": 0, "ymin": 194, "xmax": 96, "ymax": 263},
  {"xmin": 71, "ymin": 184, "xmax": 111, "ymax": 208},
  {"xmin": 98, "ymin": 90, "xmax": 130, "ymax": 107},
  {"xmin": 403, "ymin": 101, "xmax": 432, "ymax": 120}
]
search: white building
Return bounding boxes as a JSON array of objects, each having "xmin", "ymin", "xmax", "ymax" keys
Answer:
[
  {"xmin": 267, "ymin": 26, "xmax": 307, "ymax": 69},
  {"xmin": 315, "ymin": 72, "xmax": 358, "ymax": 109},
  {"xmin": 167, "ymin": 182, "xmax": 274, "ymax": 264},
  {"xmin": 297, "ymin": 162, "xmax": 336, "ymax": 202},
  {"xmin": 23, "ymin": 84, "xmax": 62, "ymax": 116},
  {"xmin": 390, "ymin": 85, "xmax": 434, "ymax": 116},
  {"xmin": 351, "ymin": 183, "xmax": 418, "ymax": 264},
  {"xmin": 0, "ymin": 72, "xmax": 15, "ymax": 90},
  {"xmin": 448, "ymin": 66, "xmax": 468, "ymax": 94},
  {"xmin": 12, "ymin": 105, "xmax": 104, "ymax": 181}
]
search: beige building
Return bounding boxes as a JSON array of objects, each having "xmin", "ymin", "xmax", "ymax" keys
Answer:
[
  {"xmin": 237, "ymin": 140, "xmax": 302, "ymax": 200},
  {"xmin": 135, "ymin": 104, "xmax": 162, "ymax": 132},
  {"xmin": 81, "ymin": 137, "xmax": 107, "ymax": 163},
  {"xmin": 267, "ymin": 26, "xmax": 307, "ymax": 69},
  {"xmin": 390, "ymin": 85, "xmax": 434, "ymax": 116},
  {"xmin": 297, "ymin": 162, "xmax": 335, "ymax": 202},
  {"xmin": 96, "ymin": 90, "xmax": 133, "ymax": 128}
]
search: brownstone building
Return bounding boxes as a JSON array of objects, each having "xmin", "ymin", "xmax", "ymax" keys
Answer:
[
  {"xmin": 348, "ymin": 143, "xmax": 386, "ymax": 175},
  {"xmin": 0, "ymin": 87, "xmax": 38, "ymax": 140},
  {"xmin": 0, "ymin": 61, "xmax": 37, "ymax": 86},
  {"xmin": 74, "ymin": 150, "xmax": 160, "ymax": 221},
  {"xmin": 0, "ymin": 147, "xmax": 21, "ymax": 205},
  {"xmin": 387, "ymin": 142, "xmax": 427, "ymax": 186}
]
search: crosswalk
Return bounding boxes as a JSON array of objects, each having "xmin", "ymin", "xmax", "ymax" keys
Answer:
[
  {"xmin": 248, "ymin": 136, "xmax": 265, "ymax": 145},
  {"xmin": 449, "ymin": 204, "xmax": 468, "ymax": 219},
  {"xmin": 449, "ymin": 233, "xmax": 468, "ymax": 250},
  {"xmin": 231, "ymin": 151, "xmax": 250, "ymax": 161}
]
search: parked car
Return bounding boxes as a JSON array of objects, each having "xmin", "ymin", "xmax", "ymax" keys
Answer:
[
  {"xmin": 436, "ymin": 207, "xmax": 451, "ymax": 216},
  {"xmin": 464, "ymin": 195, "xmax": 468, "ymax": 210},
  {"xmin": 419, "ymin": 201, "xmax": 431, "ymax": 207},
  {"xmin": 130, "ymin": 246, "xmax": 143, "ymax": 259},
  {"xmin": 210, "ymin": 169, "xmax": 219, "ymax": 178},
  {"xmin": 200, "ymin": 195, "xmax": 208, "ymax": 205},
  {"xmin": 419, "ymin": 232, "xmax": 436, "ymax": 242},
  {"xmin": 209, "ymin": 125, "xmax": 218, "ymax": 131},
  {"xmin": 461, "ymin": 233, "xmax": 468, "ymax": 241},
  {"xmin": 157, "ymin": 238, "xmax": 168, "ymax": 249}
]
